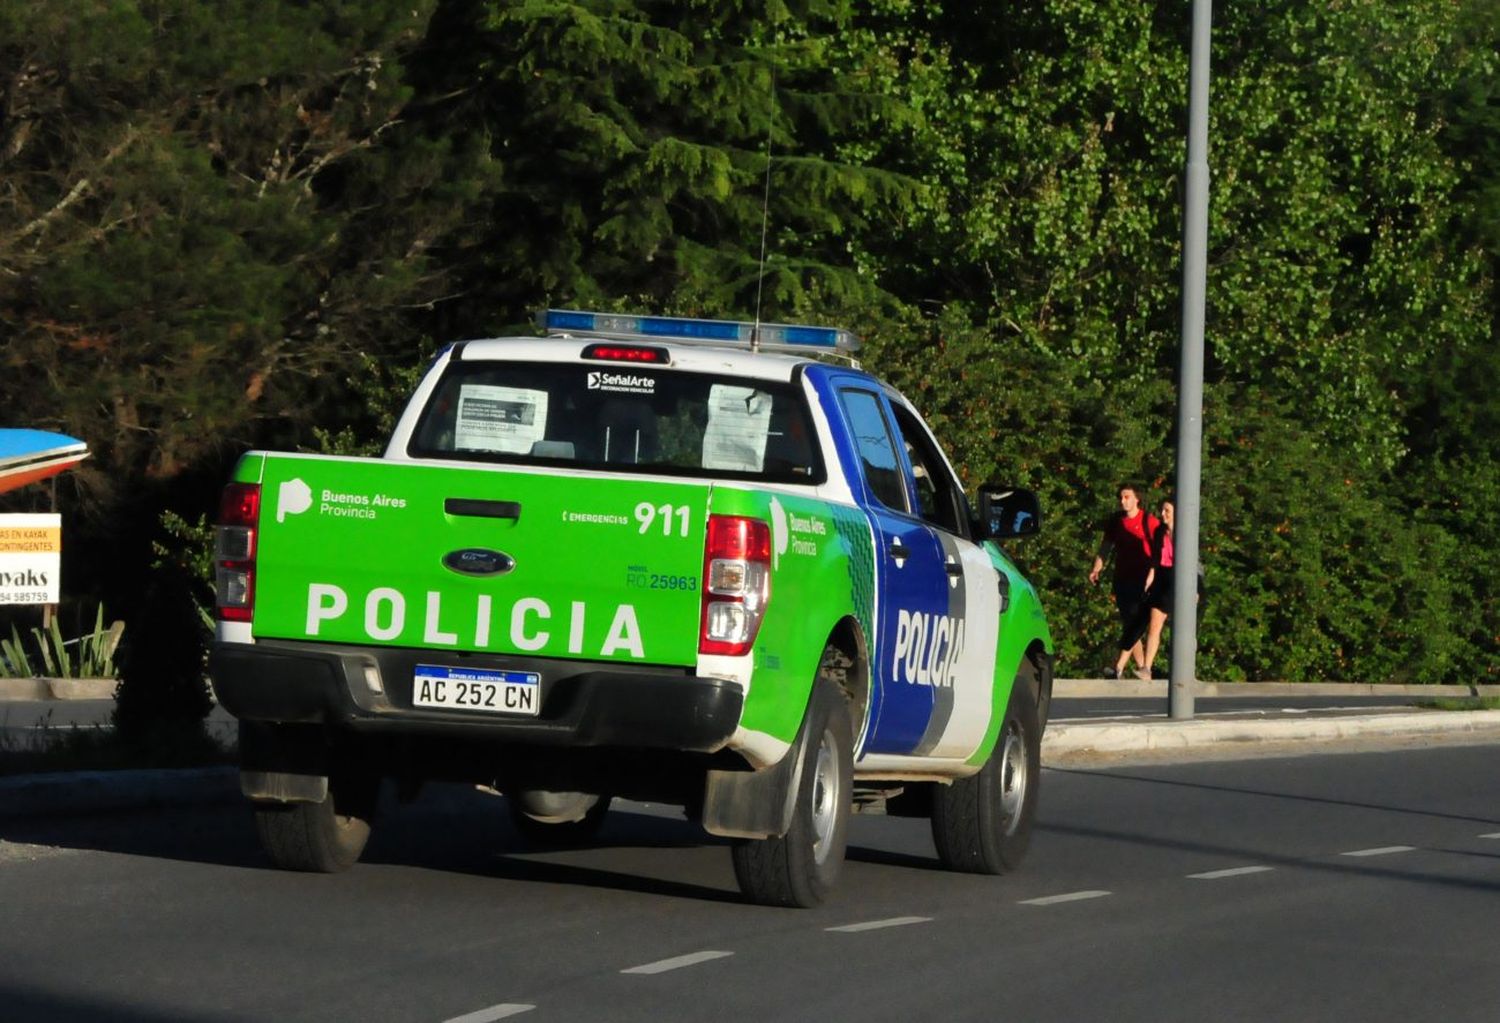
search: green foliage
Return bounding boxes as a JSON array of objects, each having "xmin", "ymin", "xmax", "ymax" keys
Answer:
[
  {"xmin": 152, "ymin": 510, "xmax": 218, "ymax": 637},
  {"xmin": 310, "ymin": 350, "xmax": 438, "ymax": 457},
  {"xmin": 0, "ymin": 607, "xmax": 124, "ymax": 679},
  {"xmin": 849, "ymin": 0, "xmax": 1496, "ymax": 680},
  {"xmin": 0, "ymin": 0, "xmax": 471, "ymax": 501},
  {"xmin": 854, "ymin": 0, "xmax": 1488, "ymax": 473}
]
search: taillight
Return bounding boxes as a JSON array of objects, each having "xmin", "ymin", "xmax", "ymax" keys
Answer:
[
  {"xmin": 215, "ymin": 483, "xmax": 260, "ymax": 622},
  {"xmin": 699, "ymin": 515, "xmax": 771, "ymax": 656}
]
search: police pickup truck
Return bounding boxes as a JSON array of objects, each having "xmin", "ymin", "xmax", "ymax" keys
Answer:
[{"xmin": 209, "ymin": 310, "xmax": 1053, "ymax": 907}]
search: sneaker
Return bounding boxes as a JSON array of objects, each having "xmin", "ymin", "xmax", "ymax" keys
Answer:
[
  {"xmin": 1102, "ymin": 666, "xmax": 1119, "ymax": 679},
  {"xmin": 1132, "ymin": 666, "xmax": 1152, "ymax": 681}
]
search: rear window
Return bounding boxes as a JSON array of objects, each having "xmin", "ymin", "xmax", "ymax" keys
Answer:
[{"xmin": 408, "ymin": 361, "xmax": 824, "ymax": 483}]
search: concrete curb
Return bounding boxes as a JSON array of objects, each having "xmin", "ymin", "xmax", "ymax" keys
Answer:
[
  {"xmin": 1043, "ymin": 709, "xmax": 1500, "ymax": 759},
  {"xmin": 0, "ymin": 766, "xmax": 238, "ymax": 820},
  {"xmin": 0, "ymin": 677, "xmax": 116, "ymax": 701}
]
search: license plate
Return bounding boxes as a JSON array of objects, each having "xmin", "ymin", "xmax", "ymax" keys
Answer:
[{"xmin": 412, "ymin": 664, "xmax": 541, "ymax": 716}]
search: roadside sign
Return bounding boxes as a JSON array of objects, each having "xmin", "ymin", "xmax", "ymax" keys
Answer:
[{"xmin": 0, "ymin": 513, "xmax": 61, "ymax": 604}]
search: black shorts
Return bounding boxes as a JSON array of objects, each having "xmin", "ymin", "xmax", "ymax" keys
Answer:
[
  {"xmin": 1146, "ymin": 571, "xmax": 1174, "ymax": 613},
  {"xmin": 1146, "ymin": 567, "xmax": 1201, "ymax": 613},
  {"xmin": 1113, "ymin": 580, "xmax": 1147, "ymax": 625}
]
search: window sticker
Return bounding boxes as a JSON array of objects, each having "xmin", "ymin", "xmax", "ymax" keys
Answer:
[
  {"xmin": 702, "ymin": 385, "xmax": 771, "ymax": 471},
  {"xmin": 587, "ymin": 370, "xmax": 656, "ymax": 394},
  {"xmin": 454, "ymin": 385, "xmax": 548, "ymax": 454}
]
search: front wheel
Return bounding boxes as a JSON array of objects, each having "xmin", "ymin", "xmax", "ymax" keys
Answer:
[
  {"xmin": 732, "ymin": 678, "xmax": 852, "ymax": 908},
  {"xmin": 931, "ymin": 678, "xmax": 1040, "ymax": 874}
]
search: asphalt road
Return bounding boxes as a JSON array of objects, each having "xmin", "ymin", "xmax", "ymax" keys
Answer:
[{"xmin": 3, "ymin": 742, "xmax": 1500, "ymax": 1022}]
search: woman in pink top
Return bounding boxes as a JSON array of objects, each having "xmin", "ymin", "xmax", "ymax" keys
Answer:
[{"xmin": 1140, "ymin": 499, "xmax": 1197, "ymax": 677}]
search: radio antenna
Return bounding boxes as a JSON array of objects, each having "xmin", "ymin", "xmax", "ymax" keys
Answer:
[{"xmin": 751, "ymin": 70, "xmax": 776, "ymax": 354}]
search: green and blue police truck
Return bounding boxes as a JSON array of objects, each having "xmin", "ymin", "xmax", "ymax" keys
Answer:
[{"xmin": 209, "ymin": 310, "xmax": 1053, "ymax": 907}]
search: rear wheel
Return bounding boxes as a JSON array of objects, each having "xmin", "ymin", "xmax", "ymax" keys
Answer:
[
  {"xmin": 931, "ymin": 678, "xmax": 1040, "ymax": 874},
  {"xmin": 732, "ymin": 678, "xmax": 852, "ymax": 907},
  {"xmin": 254, "ymin": 768, "xmax": 379, "ymax": 873}
]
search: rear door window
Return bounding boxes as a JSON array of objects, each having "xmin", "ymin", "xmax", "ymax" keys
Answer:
[
  {"xmin": 408, "ymin": 361, "xmax": 823, "ymax": 484},
  {"xmin": 836, "ymin": 388, "xmax": 908, "ymax": 512}
]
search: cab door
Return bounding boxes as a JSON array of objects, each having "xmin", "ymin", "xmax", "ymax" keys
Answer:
[
  {"xmin": 885, "ymin": 401, "xmax": 1002, "ymax": 760},
  {"xmin": 832, "ymin": 386, "xmax": 946, "ymax": 756}
]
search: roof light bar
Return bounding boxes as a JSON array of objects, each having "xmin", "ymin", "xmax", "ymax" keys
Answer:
[{"xmin": 538, "ymin": 309, "xmax": 860, "ymax": 356}]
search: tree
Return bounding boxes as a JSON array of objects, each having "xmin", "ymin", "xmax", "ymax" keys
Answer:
[
  {"xmin": 404, "ymin": 0, "xmax": 922, "ymax": 334},
  {"xmin": 0, "ymin": 1, "xmax": 471, "ymax": 501},
  {"xmin": 0, "ymin": 1, "xmax": 486, "ymax": 725},
  {"xmin": 852, "ymin": 0, "xmax": 1494, "ymax": 678}
]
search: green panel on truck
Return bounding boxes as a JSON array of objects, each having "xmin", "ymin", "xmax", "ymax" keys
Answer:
[
  {"xmin": 244, "ymin": 453, "xmax": 711, "ymax": 668},
  {"xmin": 705, "ymin": 487, "xmax": 865, "ymax": 747},
  {"xmin": 968, "ymin": 541, "xmax": 1054, "ymax": 767}
]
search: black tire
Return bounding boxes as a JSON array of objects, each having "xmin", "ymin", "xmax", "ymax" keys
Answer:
[
  {"xmin": 732, "ymin": 678, "xmax": 853, "ymax": 908},
  {"xmin": 508, "ymin": 792, "xmax": 612, "ymax": 848},
  {"xmin": 931, "ymin": 676, "xmax": 1040, "ymax": 874},
  {"xmin": 254, "ymin": 770, "xmax": 378, "ymax": 873}
]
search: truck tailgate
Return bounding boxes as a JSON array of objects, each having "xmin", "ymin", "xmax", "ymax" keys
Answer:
[{"xmin": 250, "ymin": 454, "xmax": 711, "ymax": 667}]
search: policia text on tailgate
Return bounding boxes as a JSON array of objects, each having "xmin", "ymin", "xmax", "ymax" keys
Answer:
[{"xmin": 209, "ymin": 310, "xmax": 1053, "ymax": 907}]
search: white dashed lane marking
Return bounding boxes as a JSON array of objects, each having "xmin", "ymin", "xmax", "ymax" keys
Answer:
[
  {"xmin": 1340, "ymin": 846, "xmax": 1416, "ymax": 858},
  {"xmin": 1188, "ymin": 865, "xmax": 1275, "ymax": 880},
  {"xmin": 826, "ymin": 916, "xmax": 933, "ymax": 933},
  {"xmin": 621, "ymin": 950, "xmax": 734, "ymax": 975},
  {"xmin": 1479, "ymin": 833, "xmax": 1500, "ymax": 840},
  {"xmin": 443, "ymin": 1004, "xmax": 535, "ymax": 1023},
  {"xmin": 1019, "ymin": 890, "xmax": 1111, "ymax": 906}
]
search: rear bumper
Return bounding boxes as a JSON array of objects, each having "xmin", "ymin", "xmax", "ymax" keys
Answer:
[{"xmin": 209, "ymin": 639, "xmax": 743, "ymax": 754}]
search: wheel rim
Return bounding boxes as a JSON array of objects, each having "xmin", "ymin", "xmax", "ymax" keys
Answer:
[
  {"xmin": 998, "ymin": 720, "xmax": 1028, "ymax": 837},
  {"xmin": 810, "ymin": 726, "xmax": 841, "ymax": 864}
]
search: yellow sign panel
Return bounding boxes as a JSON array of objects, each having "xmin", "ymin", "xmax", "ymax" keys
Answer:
[
  {"xmin": 0, "ymin": 525, "xmax": 61, "ymax": 553},
  {"xmin": 0, "ymin": 513, "xmax": 61, "ymax": 604}
]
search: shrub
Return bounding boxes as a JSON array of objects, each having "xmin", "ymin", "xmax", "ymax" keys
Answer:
[{"xmin": 0, "ymin": 606, "xmax": 124, "ymax": 679}]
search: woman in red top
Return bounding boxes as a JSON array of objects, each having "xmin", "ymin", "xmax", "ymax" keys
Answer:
[{"xmin": 1090, "ymin": 484, "xmax": 1160, "ymax": 678}]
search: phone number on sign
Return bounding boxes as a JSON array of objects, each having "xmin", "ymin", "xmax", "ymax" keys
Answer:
[{"xmin": 0, "ymin": 591, "xmax": 54, "ymax": 604}]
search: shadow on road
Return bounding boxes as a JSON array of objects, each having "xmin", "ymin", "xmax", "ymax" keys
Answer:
[
  {"xmin": 0, "ymin": 982, "xmax": 241, "ymax": 1023},
  {"xmin": 0, "ymin": 788, "xmax": 761, "ymax": 904}
]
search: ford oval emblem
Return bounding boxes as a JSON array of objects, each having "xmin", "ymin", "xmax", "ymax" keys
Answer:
[{"xmin": 442, "ymin": 548, "xmax": 515, "ymax": 576}]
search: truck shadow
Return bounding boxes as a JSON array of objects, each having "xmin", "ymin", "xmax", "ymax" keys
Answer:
[{"xmin": 0, "ymin": 789, "xmax": 759, "ymax": 904}]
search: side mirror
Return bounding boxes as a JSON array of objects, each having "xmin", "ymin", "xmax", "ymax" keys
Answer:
[{"xmin": 977, "ymin": 485, "xmax": 1041, "ymax": 540}]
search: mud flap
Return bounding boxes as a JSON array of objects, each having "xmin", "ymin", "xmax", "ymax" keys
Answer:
[
  {"xmin": 701, "ymin": 718, "xmax": 812, "ymax": 841},
  {"xmin": 238, "ymin": 721, "xmax": 329, "ymax": 804}
]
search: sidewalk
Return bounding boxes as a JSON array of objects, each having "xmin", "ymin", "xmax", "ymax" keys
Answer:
[
  {"xmin": 1044, "ymin": 678, "xmax": 1500, "ymax": 764},
  {"xmin": 2, "ymin": 679, "xmax": 1499, "ymax": 818}
]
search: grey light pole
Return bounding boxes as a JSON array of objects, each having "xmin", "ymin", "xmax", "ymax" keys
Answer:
[{"xmin": 1170, "ymin": 0, "xmax": 1212, "ymax": 720}]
